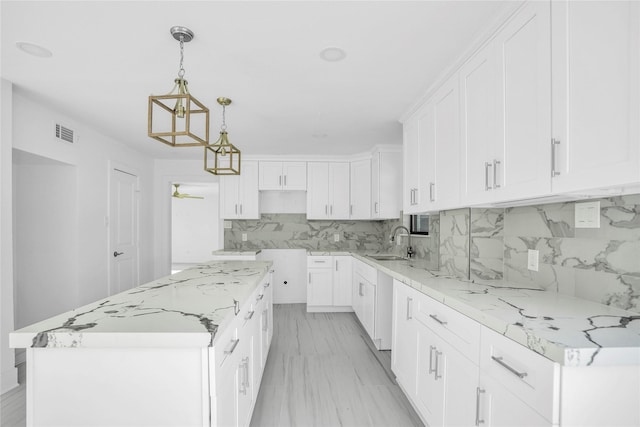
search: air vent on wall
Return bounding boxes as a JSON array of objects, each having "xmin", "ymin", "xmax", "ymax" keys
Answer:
[{"xmin": 54, "ymin": 123, "xmax": 76, "ymax": 143}]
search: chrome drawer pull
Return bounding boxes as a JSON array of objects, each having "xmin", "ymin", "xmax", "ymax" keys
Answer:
[
  {"xmin": 256, "ymin": 294, "xmax": 264, "ymax": 301},
  {"xmin": 224, "ymin": 338, "xmax": 239, "ymax": 355},
  {"xmin": 264, "ymin": 282, "xmax": 270, "ymax": 288},
  {"xmin": 434, "ymin": 349, "xmax": 442, "ymax": 380},
  {"xmin": 406, "ymin": 297, "xmax": 413, "ymax": 320},
  {"xmin": 491, "ymin": 356, "xmax": 528, "ymax": 379},
  {"xmin": 429, "ymin": 314, "xmax": 448, "ymax": 326},
  {"xmin": 428, "ymin": 345, "xmax": 436, "ymax": 375},
  {"xmin": 244, "ymin": 310, "xmax": 255, "ymax": 320}
]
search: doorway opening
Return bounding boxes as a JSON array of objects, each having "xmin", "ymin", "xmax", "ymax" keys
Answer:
[{"xmin": 171, "ymin": 182, "xmax": 221, "ymax": 273}]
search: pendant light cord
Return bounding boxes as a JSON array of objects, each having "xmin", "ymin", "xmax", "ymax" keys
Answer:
[{"xmin": 178, "ymin": 35, "xmax": 185, "ymax": 79}]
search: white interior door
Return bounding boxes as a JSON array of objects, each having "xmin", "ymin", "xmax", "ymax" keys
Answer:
[{"xmin": 110, "ymin": 168, "xmax": 139, "ymax": 295}]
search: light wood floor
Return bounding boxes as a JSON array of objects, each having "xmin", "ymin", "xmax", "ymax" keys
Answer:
[
  {"xmin": 0, "ymin": 304, "xmax": 422, "ymax": 427},
  {"xmin": 250, "ymin": 304, "xmax": 423, "ymax": 427}
]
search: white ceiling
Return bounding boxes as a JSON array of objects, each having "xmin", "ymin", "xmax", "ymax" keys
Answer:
[{"xmin": 1, "ymin": 1, "xmax": 510, "ymax": 160}]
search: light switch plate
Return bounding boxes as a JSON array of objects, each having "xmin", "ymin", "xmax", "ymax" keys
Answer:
[
  {"xmin": 334, "ymin": 233, "xmax": 340, "ymax": 242},
  {"xmin": 242, "ymin": 233, "xmax": 247, "ymax": 242},
  {"xmin": 575, "ymin": 201, "xmax": 600, "ymax": 229},
  {"xmin": 527, "ymin": 249, "xmax": 539, "ymax": 271}
]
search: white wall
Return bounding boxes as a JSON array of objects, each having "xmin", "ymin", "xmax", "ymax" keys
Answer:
[
  {"xmin": 1, "ymin": 79, "xmax": 18, "ymax": 393},
  {"xmin": 13, "ymin": 151, "xmax": 78, "ymax": 328},
  {"xmin": 154, "ymin": 159, "xmax": 222, "ymax": 279},
  {"xmin": 11, "ymin": 88, "xmax": 155, "ymax": 307},
  {"xmin": 171, "ymin": 184, "xmax": 220, "ymax": 264}
]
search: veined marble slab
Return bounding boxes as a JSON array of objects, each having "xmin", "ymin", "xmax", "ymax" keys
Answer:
[
  {"xmin": 10, "ymin": 261, "xmax": 272, "ymax": 349},
  {"xmin": 352, "ymin": 254, "xmax": 640, "ymax": 368},
  {"xmin": 211, "ymin": 250, "xmax": 262, "ymax": 256}
]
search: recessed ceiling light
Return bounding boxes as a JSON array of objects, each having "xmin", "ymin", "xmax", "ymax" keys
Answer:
[
  {"xmin": 319, "ymin": 47, "xmax": 346, "ymax": 62},
  {"xmin": 16, "ymin": 41, "xmax": 53, "ymax": 58},
  {"xmin": 312, "ymin": 132, "xmax": 328, "ymax": 138}
]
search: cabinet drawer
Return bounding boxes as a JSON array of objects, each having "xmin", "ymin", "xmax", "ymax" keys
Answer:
[
  {"xmin": 414, "ymin": 292, "xmax": 480, "ymax": 362},
  {"xmin": 480, "ymin": 326, "xmax": 559, "ymax": 423},
  {"xmin": 354, "ymin": 259, "xmax": 377, "ymax": 284},
  {"xmin": 307, "ymin": 256, "xmax": 332, "ymax": 268}
]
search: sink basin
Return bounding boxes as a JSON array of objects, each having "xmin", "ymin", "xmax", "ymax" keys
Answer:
[{"xmin": 366, "ymin": 254, "xmax": 407, "ymax": 261}]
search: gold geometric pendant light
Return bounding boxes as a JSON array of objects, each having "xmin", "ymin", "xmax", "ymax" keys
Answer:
[
  {"xmin": 148, "ymin": 26, "xmax": 210, "ymax": 147},
  {"xmin": 205, "ymin": 97, "xmax": 241, "ymax": 175}
]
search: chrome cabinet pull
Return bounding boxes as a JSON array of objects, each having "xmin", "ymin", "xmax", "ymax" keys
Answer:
[
  {"xmin": 485, "ymin": 162, "xmax": 492, "ymax": 191},
  {"xmin": 256, "ymin": 294, "xmax": 264, "ymax": 301},
  {"xmin": 434, "ymin": 350, "xmax": 442, "ymax": 380},
  {"xmin": 350, "ymin": 204, "xmax": 353, "ymax": 215},
  {"xmin": 239, "ymin": 357, "xmax": 249, "ymax": 395},
  {"xmin": 429, "ymin": 314, "xmax": 447, "ymax": 326},
  {"xmin": 406, "ymin": 297, "xmax": 413, "ymax": 320},
  {"xmin": 335, "ymin": 260, "xmax": 338, "ymax": 271},
  {"xmin": 263, "ymin": 282, "xmax": 270, "ymax": 288},
  {"xmin": 284, "ymin": 175, "xmax": 287, "ymax": 186},
  {"xmin": 551, "ymin": 138, "xmax": 561, "ymax": 177},
  {"xmin": 262, "ymin": 309, "xmax": 268, "ymax": 331},
  {"xmin": 279, "ymin": 175, "xmax": 282, "ymax": 186},
  {"xmin": 330, "ymin": 205, "xmax": 333, "ymax": 215},
  {"xmin": 491, "ymin": 355, "xmax": 528, "ymax": 379},
  {"xmin": 475, "ymin": 387, "xmax": 485, "ymax": 425},
  {"xmin": 235, "ymin": 204, "xmax": 238, "ymax": 214},
  {"xmin": 325, "ymin": 205, "xmax": 328, "ymax": 214},
  {"xmin": 244, "ymin": 310, "xmax": 255, "ymax": 320},
  {"xmin": 429, "ymin": 182, "xmax": 435, "ymax": 202},
  {"xmin": 308, "ymin": 272, "xmax": 311, "ymax": 283},
  {"xmin": 224, "ymin": 338, "xmax": 239, "ymax": 355},
  {"xmin": 493, "ymin": 159, "xmax": 501, "ymax": 189},
  {"xmin": 359, "ymin": 282, "xmax": 364, "ymax": 297},
  {"xmin": 428, "ymin": 345, "xmax": 436, "ymax": 374},
  {"xmin": 374, "ymin": 202, "xmax": 379, "ymax": 213},
  {"xmin": 239, "ymin": 204, "xmax": 243, "ymax": 215}
]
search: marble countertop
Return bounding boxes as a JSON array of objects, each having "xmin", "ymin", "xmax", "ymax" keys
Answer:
[
  {"xmin": 10, "ymin": 261, "xmax": 272, "ymax": 350},
  {"xmin": 350, "ymin": 253, "xmax": 640, "ymax": 368},
  {"xmin": 211, "ymin": 249, "xmax": 262, "ymax": 255}
]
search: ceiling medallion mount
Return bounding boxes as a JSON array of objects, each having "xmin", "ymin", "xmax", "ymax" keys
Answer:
[
  {"xmin": 217, "ymin": 97, "xmax": 232, "ymax": 107},
  {"xmin": 170, "ymin": 26, "xmax": 194, "ymax": 43},
  {"xmin": 148, "ymin": 26, "xmax": 209, "ymax": 147}
]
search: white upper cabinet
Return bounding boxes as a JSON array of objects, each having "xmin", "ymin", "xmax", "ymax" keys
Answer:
[
  {"xmin": 220, "ymin": 161, "xmax": 259, "ymax": 219},
  {"xmin": 551, "ymin": 0, "xmax": 640, "ymax": 194},
  {"xmin": 461, "ymin": 1, "xmax": 551, "ymax": 205},
  {"xmin": 431, "ymin": 75, "xmax": 461, "ymax": 210},
  {"xmin": 371, "ymin": 149, "xmax": 402, "ymax": 219},
  {"xmin": 349, "ymin": 158, "xmax": 372, "ymax": 219},
  {"xmin": 404, "ymin": 103, "xmax": 433, "ymax": 214},
  {"xmin": 258, "ymin": 161, "xmax": 307, "ymax": 191},
  {"xmin": 306, "ymin": 162, "xmax": 350, "ymax": 219}
]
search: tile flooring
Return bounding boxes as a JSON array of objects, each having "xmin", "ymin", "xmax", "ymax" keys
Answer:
[{"xmin": 0, "ymin": 304, "xmax": 422, "ymax": 427}]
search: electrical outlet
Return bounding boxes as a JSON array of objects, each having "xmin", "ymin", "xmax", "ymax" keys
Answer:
[
  {"xmin": 334, "ymin": 233, "xmax": 340, "ymax": 242},
  {"xmin": 242, "ymin": 233, "xmax": 247, "ymax": 242},
  {"xmin": 223, "ymin": 220, "xmax": 232, "ymax": 229},
  {"xmin": 527, "ymin": 249, "xmax": 539, "ymax": 271}
]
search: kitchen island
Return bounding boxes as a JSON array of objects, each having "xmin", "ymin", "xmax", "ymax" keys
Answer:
[{"xmin": 10, "ymin": 260, "xmax": 273, "ymax": 427}]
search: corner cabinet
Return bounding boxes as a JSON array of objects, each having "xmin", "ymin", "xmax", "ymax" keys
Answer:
[
  {"xmin": 220, "ymin": 161, "xmax": 260, "ymax": 219},
  {"xmin": 551, "ymin": 0, "xmax": 640, "ymax": 194},
  {"xmin": 258, "ymin": 161, "xmax": 307, "ymax": 191},
  {"xmin": 306, "ymin": 162, "xmax": 350, "ymax": 220}
]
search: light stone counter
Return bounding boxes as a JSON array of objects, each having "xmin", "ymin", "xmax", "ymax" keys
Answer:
[
  {"xmin": 350, "ymin": 253, "xmax": 640, "ymax": 367},
  {"xmin": 307, "ymin": 250, "xmax": 640, "ymax": 367},
  {"xmin": 10, "ymin": 260, "xmax": 272, "ymax": 349}
]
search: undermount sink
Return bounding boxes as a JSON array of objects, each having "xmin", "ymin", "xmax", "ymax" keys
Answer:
[{"xmin": 366, "ymin": 254, "xmax": 407, "ymax": 261}]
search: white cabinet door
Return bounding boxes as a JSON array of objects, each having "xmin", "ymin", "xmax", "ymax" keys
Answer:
[
  {"xmin": 221, "ymin": 161, "xmax": 259, "ymax": 219},
  {"xmin": 551, "ymin": 0, "xmax": 640, "ymax": 193},
  {"xmin": 415, "ymin": 325, "xmax": 444, "ymax": 426},
  {"xmin": 307, "ymin": 268, "xmax": 333, "ymax": 306},
  {"xmin": 236, "ymin": 335, "xmax": 254, "ymax": 427},
  {"xmin": 478, "ymin": 373, "xmax": 551, "ymax": 427},
  {"xmin": 391, "ymin": 281, "xmax": 418, "ymax": 397},
  {"xmin": 282, "ymin": 162, "xmax": 307, "ymax": 190},
  {"xmin": 333, "ymin": 256, "xmax": 352, "ymax": 306},
  {"xmin": 238, "ymin": 161, "xmax": 259, "ymax": 219},
  {"xmin": 361, "ymin": 280, "xmax": 376, "ymax": 340},
  {"xmin": 216, "ymin": 357, "xmax": 239, "ymax": 427},
  {"xmin": 329, "ymin": 162, "xmax": 350, "ymax": 219},
  {"xmin": 350, "ymin": 158, "xmax": 372, "ymax": 219},
  {"xmin": 306, "ymin": 162, "xmax": 330, "ymax": 219},
  {"xmin": 403, "ymin": 114, "xmax": 423, "ymax": 214},
  {"xmin": 258, "ymin": 161, "xmax": 284, "ymax": 190},
  {"xmin": 373, "ymin": 150, "xmax": 402, "ymax": 219},
  {"xmin": 431, "ymin": 76, "xmax": 461, "ymax": 210},
  {"xmin": 460, "ymin": 39, "xmax": 498, "ymax": 205},
  {"xmin": 415, "ymin": 102, "xmax": 436, "ymax": 212},
  {"xmin": 494, "ymin": 0, "xmax": 551, "ymax": 201}
]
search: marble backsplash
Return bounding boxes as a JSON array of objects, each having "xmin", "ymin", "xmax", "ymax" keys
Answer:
[
  {"xmin": 439, "ymin": 208, "xmax": 470, "ymax": 279},
  {"xmin": 471, "ymin": 195, "xmax": 640, "ymax": 314},
  {"xmin": 224, "ymin": 214, "xmax": 389, "ymax": 252}
]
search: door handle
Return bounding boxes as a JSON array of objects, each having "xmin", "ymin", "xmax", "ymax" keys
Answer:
[
  {"xmin": 475, "ymin": 387, "xmax": 485, "ymax": 426},
  {"xmin": 428, "ymin": 345, "xmax": 436, "ymax": 375},
  {"xmin": 113, "ymin": 251, "xmax": 124, "ymax": 257},
  {"xmin": 279, "ymin": 175, "xmax": 282, "ymax": 186}
]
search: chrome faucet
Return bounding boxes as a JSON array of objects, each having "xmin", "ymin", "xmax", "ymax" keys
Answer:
[{"xmin": 390, "ymin": 225, "xmax": 413, "ymax": 258}]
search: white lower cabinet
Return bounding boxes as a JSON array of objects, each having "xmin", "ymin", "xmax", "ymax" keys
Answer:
[
  {"xmin": 306, "ymin": 255, "xmax": 353, "ymax": 312},
  {"xmin": 211, "ymin": 275, "xmax": 273, "ymax": 427},
  {"xmin": 352, "ymin": 259, "xmax": 392, "ymax": 350},
  {"xmin": 391, "ymin": 281, "xmax": 418, "ymax": 395}
]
